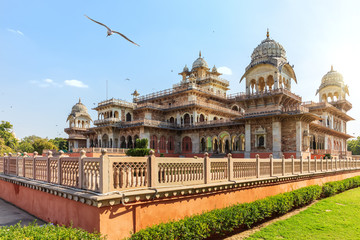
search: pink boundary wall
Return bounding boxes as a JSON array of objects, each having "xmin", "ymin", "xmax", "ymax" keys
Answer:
[{"xmin": 1, "ymin": 170, "xmax": 360, "ymax": 239}]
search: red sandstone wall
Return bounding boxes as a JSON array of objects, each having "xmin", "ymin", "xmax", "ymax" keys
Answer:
[{"xmin": 1, "ymin": 170, "xmax": 360, "ymax": 240}]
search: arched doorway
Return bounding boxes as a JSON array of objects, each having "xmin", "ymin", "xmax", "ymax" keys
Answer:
[
  {"xmin": 184, "ymin": 114, "xmax": 191, "ymax": 126},
  {"xmin": 182, "ymin": 136, "xmax": 192, "ymax": 153},
  {"xmin": 126, "ymin": 112, "xmax": 132, "ymax": 122}
]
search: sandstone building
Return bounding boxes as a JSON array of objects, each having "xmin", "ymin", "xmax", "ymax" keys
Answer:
[{"xmin": 65, "ymin": 31, "xmax": 353, "ymax": 159}]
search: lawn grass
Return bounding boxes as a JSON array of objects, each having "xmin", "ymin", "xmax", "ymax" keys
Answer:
[{"xmin": 246, "ymin": 187, "xmax": 360, "ymax": 240}]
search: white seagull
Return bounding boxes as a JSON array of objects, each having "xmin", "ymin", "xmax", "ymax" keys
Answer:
[{"xmin": 84, "ymin": 15, "xmax": 140, "ymax": 46}]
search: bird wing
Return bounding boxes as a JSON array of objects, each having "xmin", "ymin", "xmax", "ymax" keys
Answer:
[
  {"xmin": 112, "ymin": 31, "xmax": 140, "ymax": 46},
  {"xmin": 84, "ymin": 15, "xmax": 111, "ymax": 31}
]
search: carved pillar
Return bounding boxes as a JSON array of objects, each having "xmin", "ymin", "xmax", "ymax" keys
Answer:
[
  {"xmin": 296, "ymin": 121, "xmax": 302, "ymax": 158},
  {"xmin": 272, "ymin": 120, "xmax": 282, "ymax": 158},
  {"xmin": 245, "ymin": 123, "xmax": 251, "ymax": 158}
]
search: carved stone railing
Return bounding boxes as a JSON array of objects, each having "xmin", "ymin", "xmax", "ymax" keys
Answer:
[{"xmin": 1, "ymin": 151, "xmax": 359, "ymax": 194}]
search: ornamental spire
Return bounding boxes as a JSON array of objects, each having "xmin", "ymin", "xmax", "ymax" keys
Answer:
[
  {"xmin": 266, "ymin": 28, "xmax": 269, "ymax": 38},
  {"xmin": 199, "ymin": 50, "xmax": 201, "ymax": 58},
  {"xmin": 79, "ymin": 97, "xmax": 81, "ymax": 103},
  {"xmin": 331, "ymin": 65, "xmax": 334, "ymax": 71}
]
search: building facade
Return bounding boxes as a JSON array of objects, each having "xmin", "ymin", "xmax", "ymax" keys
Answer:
[{"xmin": 65, "ymin": 31, "xmax": 353, "ymax": 158}]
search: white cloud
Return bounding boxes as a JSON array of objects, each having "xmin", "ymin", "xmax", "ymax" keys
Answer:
[
  {"xmin": 30, "ymin": 78, "xmax": 62, "ymax": 88},
  {"xmin": 7, "ymin": 28, "xmax": 24, "ymax": 36},
  {"xmin": 64, "ymin": 80, "xmax": 89, "ymax": 88},
  {"xmin": 217, "ymin": 66, "xmax": 232, "ymax": 75}
]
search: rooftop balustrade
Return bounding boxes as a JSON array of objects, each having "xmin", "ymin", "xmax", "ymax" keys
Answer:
[{"xmin": 0, "ymin": 151, "xmax": 358, "ymax": 194}]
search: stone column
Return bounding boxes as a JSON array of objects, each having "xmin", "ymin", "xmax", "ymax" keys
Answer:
[
  {"xmin": 86, "ymin": 138, "xmax": 90, "ymax": 148},
  {"xmin": 139, "ymin": 127, "xmax": 150, "ymax": 148},
  {"xmin": 296, "ymin": 121, "xmax": 302, "ymax": 159},
  {"xmin": 274, "ymin": 72, "xmax": 279, "ymax": 89},
  {"xmin": 245, "ymin": 123, "xmax": 251, "ymax": 158},
  {"xmin": 272, "ymin": 120, "xmax": 282, "ymax": 158}
]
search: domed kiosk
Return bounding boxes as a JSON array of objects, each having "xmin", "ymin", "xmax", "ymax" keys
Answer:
[
  {"xmin": 240, "ymin": 30, "xmax": 297, "ymax": 95},
  {"xmin": 65, "ymin": 98, "xmax": 92, "ymax": 151}
]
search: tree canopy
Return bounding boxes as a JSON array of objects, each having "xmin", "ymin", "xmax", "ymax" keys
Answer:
[{"xmin": 348, "ymin": 137, "xmax": 360, "ymax": 155}]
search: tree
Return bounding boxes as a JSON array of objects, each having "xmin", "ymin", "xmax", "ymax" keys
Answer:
[
  {"xmin": 32, "ymin": 138, "xmax": 57, "ymax": 154},
  {"xmin": 0, "ymin": 138, "xmax": 13, "ymax": 155},
  {"xmin": 49, "ymin": 138, "xmax": 68, "ymax": 151},
  {"xmin": 18, "ymin": 141, "xmax": 35, "ymax": 153},
  {"xmin": 348, "ymin": 137, "xmax": 360, "ymax": 155},
  {"xmin": 0, "ymin": 121, "xmax": 18, "ymax": 150}
]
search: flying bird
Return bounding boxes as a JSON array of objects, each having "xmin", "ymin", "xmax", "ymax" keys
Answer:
[
  {"xmin": 125, "ymin": 78, "xmax": 130, "ymax": 81},
  {"xmin": 84, "ymin": 15, "xmax": 140, "ymax": 46}
]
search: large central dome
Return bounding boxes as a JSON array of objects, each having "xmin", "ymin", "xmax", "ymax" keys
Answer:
[
  {"xmin": 192, "ymin": 51, "xmax": 209, "ymax": 70},
  {"xmin": 251, "ymin": 32, "xmax": 287, "ymax": 62}
]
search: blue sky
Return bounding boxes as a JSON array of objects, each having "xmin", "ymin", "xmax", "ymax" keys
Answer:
[{"xmin": 1, "ymin": 0, "xmax": 360, "ymax": 139}]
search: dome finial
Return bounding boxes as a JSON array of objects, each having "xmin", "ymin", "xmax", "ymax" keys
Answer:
[
  {"xmin": 79, "ymin": 97, "xmax": 81, "ymax": 103},
  {"xmin": 266, "ymin": 28, "xmax": 269, "ymax": 38},
  {"xmin": 331, "ymin": 65, "xmax": 333, "ymax": 71},
  {"xmin": 199, "ymin": 50, "xmax": 201, "ymax": 58}
]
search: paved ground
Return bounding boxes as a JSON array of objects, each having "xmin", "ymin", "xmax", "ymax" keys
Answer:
[{"xmin": 0, "ymin": 198, "xmax": 46, "ymax": 227}]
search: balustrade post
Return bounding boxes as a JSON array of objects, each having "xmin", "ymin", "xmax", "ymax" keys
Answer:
[
  {"xmin": 300, "ymin": 155, "xmax": 303, "ymax": 174},
  {"xmin": 7, "ymin": 153, "xmax": 11, "ymax": 174},
  {"xmin": 227, "ymin": 153, "xmax": 233, "ymax": 181},
  {"xmin": 22, "ymin": 153, "xmax": 26, "ymax": 177},
  {"xmin": 314, "ymin": 156, "xmax": 317, "ymax": 172},
  {"xmin": 148, "ymin": 150, "xmax": 158, "ymax": 187},
  {"xmin": 331, "ymin": 157, "xmax": 333, "ymax": 171},
  {"xmin": 335, "ymin": 157, "xmax": 337, "ymax": 170},
  {"xmin": 16, "ymin": 152, "xmax": 21, "ymax": 176},
  {"xmin": 291, "ymin": 155, "xmax": 294, "ymax": 175},
  {"xmin": 99, "ymin": 149, "xmax": 111, "ymax": 193},
  {"xmin": 2, "ymin": 153, "xmax": 6, "ymax": 174},
  {"xmin": 204, "ymin": 152, "xmax": 211, "ymax": 184},
  {"xmin": 320, "ymin": 157, "xmax": 323, "ymax": 172},
  {"xmin": 33, "ymin": 152, "xmax": 38, "ymax": 180},
  {"xmin": 270, "ymin": 154, "xmax": 274, "ymax": 177},
  {"xmin": 256, "ymin": 154, "xmax": 260, "ymax": 178},
  {"xmin": 307, "ymin": 156, "xmax": 310, "ymax": 173},
  {"xmin": 326, "ymin": 157, "xmax": 328, "ymax": 171},
  {"xmin": 78, "ymin": 150, "xmax": 86, "ymax": 189},
  {"xmin": 47, "ymin": 151, "xmax": 52, "ymax": 182},
  {"xmin": 58, "ymin": 151, "xmax": 63, "ymax": 185},
  {"xmin": 347, "ymin": 157, "xmax": 350, "ymax": 169},
  {"xmin": 282, "ymin": 155, "xmax": 285, "ymax": 176}
]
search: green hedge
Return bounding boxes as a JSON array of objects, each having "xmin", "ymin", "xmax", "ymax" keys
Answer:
[
  {"xmin": 0, "ymin": 222, "xmax": 105, "ymax": 240},
  {"xmin": 126, "ymin": 148, "xmax": 152, "ymax": 157},
  {"xmin": 129, "ymin": 176, "xmax": 360, "ymax": 240}
]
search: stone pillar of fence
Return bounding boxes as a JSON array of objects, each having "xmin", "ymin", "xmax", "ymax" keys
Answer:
[
  {"xmin": 227, "ymin": 153, "xmax": 233, "ymax": 181},
  {"xmin": 33, "ymin": 152, "xmax": 38, "ymax": 179},
  {"xmin": 3, "ymin": 153, "xmax": 6, "ymax": 174},
  {"xmin": 57, "ymin": 151, "xmax": 63, "ymax": 185},
  {"xmin": 204, "ymin": 152, "xmax": 211, "ymax": 184},
  {"xmin": 300, "ymin": 155, "xmax": 303, "ymax": 174},
  {"xmin": 99, "ymin": 149, "xmax": 111, "ymax": 193},
  {"xmin": 291, "ymin": 155, "xmax": 294, "ymax": 175},
  {"xmin": 148, "ymin": 150, "xmax": 158, "ymax": 187},
  {"xmin": 326, "ymin": 157, "xmax": 328, "ymax": 171},
  {"xmin": 78, "ymin": 150, "xmax": 86, "ymax": 189},
  {"xmin": 320, "ymin": 157, "xmax": 323, "ymax": 172},
  {"xmin": 331, "ymin": 157, "xmax": 334, "ymax": 170},
  {"xmin": 335, "ymin": 157, "xmax": 338, "ymax": 170},
  {"xmin": 314, "ymin": 156, "xmax": 317, "ymax": 172},
  {"xmin": 16, "ymin": 152, "xmax": 21, "ymax": 176},
  {"xmin": 47, "ymin": 151, "xmax": 53, "ymax": 182},
  {"xmin": 307, "ymin": 156, "xmax": 310, "ymax": 173},
  {"xmin": 270, "ymin": 154, "xmax": 274, "ymax": 177},
  {"xmin": 256, "ymin": 154, "xmax": 260, "ymax": 178},
  {"xmin": 7, "ymin": 153, "xmax": 12, "ymax": 174},
  {"xmin": 282, "ymin": 155, "xmax": 285, "ymax": 176}
]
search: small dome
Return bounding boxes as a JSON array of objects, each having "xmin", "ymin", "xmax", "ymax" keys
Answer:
[
  {"xmin": 321, "ymin": 66, "xmax": 344, "ymax": 84},
  {"xmin": 251, "ymin": 31, "xmax": 287, "ymax": 62},
  {"xmin": 183, "ymin": 65, "xmax": 189, "ymax": 72},
  {"xmin": 192, "ymin": 51, "xmax": 208, "ymax": 70},
  {"xmin": 67, "ymin": 98, "xmax": 92, "ymax": 121},
  {"xmin": 71, "ymin": 98, "xmax": 88, "ymax": 114}
]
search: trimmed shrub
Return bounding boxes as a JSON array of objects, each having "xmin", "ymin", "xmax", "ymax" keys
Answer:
[
  {"xmin": 0, "ymin": 222, "xmax": 105, "ymax": 240},
  {"xmin": 135, "ymin": 138, "xmax": 148, "ymax": 149},
  {"xmin": 322, "ymin": 176, "xmax": 360, "ymax": 197},
  {"xmin": 129, "ymin": 185, "xmax": 322, "ymax": 240},
  {"xmin": 126, "ymin": 148, "xmax": 152, "ymax": 157}
]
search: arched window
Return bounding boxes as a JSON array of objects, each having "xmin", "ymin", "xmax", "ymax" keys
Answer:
[
  {"xmin": 258, "ymin": 136, "xmax": 265, "ymax": 148},
  {"xmin": 127, "ymin": 136, "xmax": 133, "ymax": 149},
  {"xmin": 182, "ymin": 136, "xmax": 192, "ymax": 153},
  {"xmin": 231, "ymin": 105, "xmax": 239, "ymax": 111},
  {"xmin": 134, "ymin": 135, "xmax": 139, "ymax": 148},
  {"xmin": 114, "ymin": 111, "xmax": 119, "ymax": 118},
  {"xmin": 169, "ymin": 117, "xmax": 175, "ymax": 124},
  {"xmin": 150, "ymin": 135, "xmax": 158, "ymax": 149},
  {"xmin": 213, "ymin": 117, "xmax": 218, "ymax": 121},
  {"xmin": 184, "ymin": 113, "xmax": 190, "ymax": 126},
  {"xmin": 168, "ymin": 136, "xmax": 174, "ymax": 152},
  {"xmin": 120, "ymin": 136, "xmax": 126, "ymax": 148},
  {"xmin": 126, "ymin": 112, "xmax": 132, "ymax": 122},
  {"xmin": 200, "ymin": 138, "xmax": 206, "ymax": 152},
  {"xmin": 159, "ymin": 136, "xmax": 166, "ymax": 151},
  {"xmin": 199, "ymin": 114, "xmax": 205, "ymax": 122}
]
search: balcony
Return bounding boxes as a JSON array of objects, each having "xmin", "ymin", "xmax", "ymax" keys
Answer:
[
  {"xmin": 95, "ymin": 98, "xmax": 135, "ymax": 109},
  {"xmin": 94, "ymin": 117, "xmax": 120, "ymax": 125}
]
